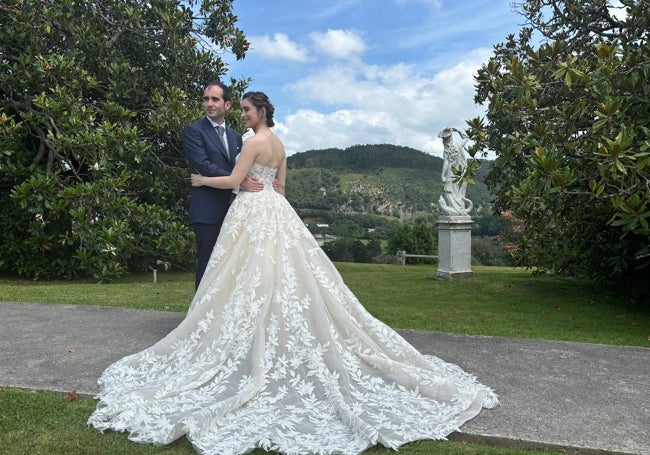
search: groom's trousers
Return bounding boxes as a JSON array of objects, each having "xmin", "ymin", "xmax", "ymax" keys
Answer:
[{"xmin": 193, "ymin": 222, "xmax": 222, "ymax": 291}]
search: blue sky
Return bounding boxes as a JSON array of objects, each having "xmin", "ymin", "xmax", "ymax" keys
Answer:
[{"xmin": 221, "ymin": 0, "xmax": 526, "ymax": 157}]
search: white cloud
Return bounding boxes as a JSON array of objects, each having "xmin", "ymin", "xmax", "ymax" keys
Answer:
[
  {"xmin": 223, "ymin": 0, "xmax": 524, "ymax": 162},
  {"xmin": 309, "ymin": 29, "xmax": 367, "ymax": 60},
  {"xmin": 279, "ymin": 108, "xmax": 392, "ymax": 154},
  {"xmin": 277, "ymin": 47, "xmax": 491, "ymax": 157},
  {"xmin": 248, "ymin": 33, "xmax": 310, "ymax": 61}
]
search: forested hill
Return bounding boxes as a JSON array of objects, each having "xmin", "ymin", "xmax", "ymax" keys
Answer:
[
  {"xmin": 285, "ymin": 144, "xmax": 491, "ymax": 220},
  {"xmin": 289, "ymin": 144, "xmax": 442, "ymax": 172}
]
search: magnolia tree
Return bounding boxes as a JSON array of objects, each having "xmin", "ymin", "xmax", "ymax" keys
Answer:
[
  {"xmin": 0, "ymin": 0, "xmax": 249, "ymax": 280},
  {"xmin": 465, "ymin": 0, "xmax": 649, "ymax": 294}
]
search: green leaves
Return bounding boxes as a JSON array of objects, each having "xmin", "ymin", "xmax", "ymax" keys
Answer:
[
  {"xmin": 610, "ymin": 193, "xmax": 649, "ymax": 233},
  {"xmin": 471, "ymin": 0, "xmax": 650, "ymax": 289},
  {"xmin": 0, "ymin": 0, "xmax": 249, "ymax": 279}
]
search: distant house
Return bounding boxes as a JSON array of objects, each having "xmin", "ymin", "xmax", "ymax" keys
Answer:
[{"xmin": 313, "ymin": 233, "xmax": 336, "ymax": 246}]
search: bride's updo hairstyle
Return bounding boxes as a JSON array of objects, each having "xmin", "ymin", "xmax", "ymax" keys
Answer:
[{"xmin": 242, "ymin": 91, "xmax": 275, "ymax": 127}]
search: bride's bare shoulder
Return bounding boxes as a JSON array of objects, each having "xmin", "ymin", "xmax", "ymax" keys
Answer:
[{"xmin": 244, "ymin": 133, "xmax": 265, "ymax": 145}]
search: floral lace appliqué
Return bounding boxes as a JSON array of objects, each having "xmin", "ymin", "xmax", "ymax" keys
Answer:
[{"xmin": 88, "ymin": 162, "xmax": 498, "ymax": 455}]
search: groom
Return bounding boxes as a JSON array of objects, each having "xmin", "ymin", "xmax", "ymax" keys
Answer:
[{"xmin": 183, "ymin": 81, "xmax": 262, "ymax": 290}]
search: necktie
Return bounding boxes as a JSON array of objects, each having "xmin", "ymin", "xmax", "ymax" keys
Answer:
[{"xmin": 215, "ymin": 125, "xmax": 228, "ymax": 152}]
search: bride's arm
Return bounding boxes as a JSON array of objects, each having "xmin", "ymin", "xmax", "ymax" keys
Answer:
[{"xmin": 191, "ymin": 146, "xmax": 256, "ymax": 189}]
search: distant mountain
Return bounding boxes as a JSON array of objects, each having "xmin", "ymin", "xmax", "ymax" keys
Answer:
[
  {"xmin": 289, "ymin": 144, "xmax": 441, "ymax": 171},
  {"xmin": 286, "ymin": 144, "xmax": 491, "ymax": 220}
]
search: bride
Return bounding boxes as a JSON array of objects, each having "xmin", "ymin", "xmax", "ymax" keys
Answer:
[{"xmin": 88, "ymin": 91, "xmax": 498, "ymax": 455}]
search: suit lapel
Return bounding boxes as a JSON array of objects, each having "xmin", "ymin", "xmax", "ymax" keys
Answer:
[{"xmin": 226, "ymin": 128, "xmax": 238, "ymax": 164}]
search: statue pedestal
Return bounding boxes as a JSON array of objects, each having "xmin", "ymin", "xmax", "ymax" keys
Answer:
[{"xmin": 436, "ymin": 216, "xmax": 473, "ymax": 279}]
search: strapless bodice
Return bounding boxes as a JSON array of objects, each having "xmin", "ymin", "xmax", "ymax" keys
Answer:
[{"xmin": 247, "ymin": 162, "xmax": 278, "ymax": 186}]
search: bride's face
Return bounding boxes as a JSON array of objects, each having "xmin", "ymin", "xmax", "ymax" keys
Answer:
[{"xmin": 240, "ymin": 99, "xmax": 264, "ymax": 129}]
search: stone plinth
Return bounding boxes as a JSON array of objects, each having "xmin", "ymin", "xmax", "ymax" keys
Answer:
[{"xmin": 436, "ymin": 215, "xmax": 473, "ymax": 279}]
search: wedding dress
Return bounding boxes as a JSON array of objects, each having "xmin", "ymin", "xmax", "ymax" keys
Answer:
[{"xmin": 88, "ymin": 163, "xmax": 498, "ymax": 455}]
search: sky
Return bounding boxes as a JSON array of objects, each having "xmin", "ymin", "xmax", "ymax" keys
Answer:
[{"xmin": 221, "ymin": 0, "xmax": 527, "ymax": 158}]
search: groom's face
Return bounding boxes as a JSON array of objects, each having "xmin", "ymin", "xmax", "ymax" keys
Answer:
[{"xmin": 202, "ymin": 85, "xmax": 231, "ymax": 123}]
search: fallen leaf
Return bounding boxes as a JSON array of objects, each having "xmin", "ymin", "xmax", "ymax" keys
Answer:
[{"xmin": 64, "ymin": 390, "xmax": 78, "ymax": 401}]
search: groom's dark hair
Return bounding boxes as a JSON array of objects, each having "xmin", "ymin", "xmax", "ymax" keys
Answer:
[{"xmin": 203, "ymin": 81, "xmax": 232, "ymax": 102}]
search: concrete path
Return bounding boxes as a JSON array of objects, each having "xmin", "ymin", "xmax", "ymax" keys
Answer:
[{"xmin": 1, "ymin": 301, "xmax": 648, "ymax": 454}]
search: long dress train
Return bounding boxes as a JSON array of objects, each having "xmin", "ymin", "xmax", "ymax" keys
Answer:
[{"xmin": 88, "ymin": 163, "xmax": 498, "ymax": 455}]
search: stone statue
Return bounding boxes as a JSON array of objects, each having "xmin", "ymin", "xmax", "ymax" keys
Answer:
[{"xmin": 437, "ymin": 127, "xmax": 473, "ymax": 216}]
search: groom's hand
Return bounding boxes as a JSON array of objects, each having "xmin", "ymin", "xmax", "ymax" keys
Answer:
[{"xmin": 240, "ymin": 177, "xmax": 263, "ymax": 192}]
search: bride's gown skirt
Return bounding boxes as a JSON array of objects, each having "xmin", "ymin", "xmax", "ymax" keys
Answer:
[{"xmin": 88, "ymin": 163, "xmax": 498, "ymax": 455}]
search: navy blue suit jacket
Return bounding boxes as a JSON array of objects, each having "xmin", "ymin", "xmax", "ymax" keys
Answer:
[{"xmin": 183, "ymin": 117, "xmax": 243, "ymax": 225}]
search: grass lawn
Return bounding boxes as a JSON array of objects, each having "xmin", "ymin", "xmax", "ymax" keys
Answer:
[
  {"xmin": 0, "ymin": 264, "xmax": 648, "ymax": 454},
  {"xmin": 0, "ymin": 388, "xmax": 555, "ymax": 455},
  {"xmin": 1, "ymin": 265, "xmax": 647, "ymax": 347}
]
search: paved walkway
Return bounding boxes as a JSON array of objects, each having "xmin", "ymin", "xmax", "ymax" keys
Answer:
[{"xmin": 1, "ymin": 301, "xmax": 648, "ymax": 455}]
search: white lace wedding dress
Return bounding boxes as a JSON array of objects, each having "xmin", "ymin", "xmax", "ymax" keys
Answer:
[{"xmin": 88, "ymin": 163, "xmax": 498, "ymax": 455}]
